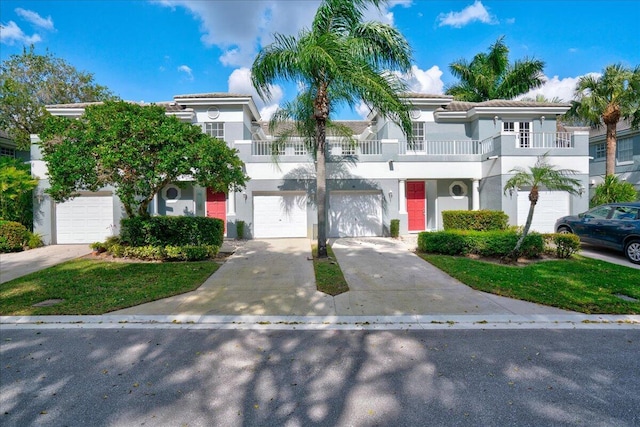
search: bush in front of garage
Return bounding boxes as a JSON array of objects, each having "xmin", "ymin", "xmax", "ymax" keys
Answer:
[
  {"xmin": 105, "ymin": 243, "xmax": 219, "ymax": 261},
  {"xmin": 120, "ymin": 216, "xmax": 224, "ymax": 247},
  {"xmin": 0, "ymin": 220, "xmax": 29, "ymax": 253},
  {"xmin": 442, "ymin": 210, "xmax": 508, "ymax": 231},
  {"xmin": 544, "ymin": 233, "xmax": 581, "ymax": 259},
  {"xmin": 417, "ymin": 229, "xmax": 544, "ymax": 258}
]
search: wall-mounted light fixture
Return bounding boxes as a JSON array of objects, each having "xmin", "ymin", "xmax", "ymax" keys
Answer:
[
  {"xmin": 35, "ymin": 190, "xmax": 47, "ymax": 203},
  {"xmin": 487, "ymin": 155, "xmax": 499, "ymax": 160},
  {"xmin": 493, "ymin": 115, "xmax": 499, "ymax": 125},
  {"xmin": 388, "ymin": 159, "xmax": 394, "ymax": 171},
  {"xmin": 578, "ymin": 186, "xmax": 585, "ymax": 197},
  {"xmin": 540, "ymin": 115, "xmax": 545, "ymax": 125},
  {"xmin": 242, "ymin": 191, "xmax": 248, "ymax": 201},
  {"xmin": 388, "ymin": 190, "xmax": 393, "ymax": 200}
]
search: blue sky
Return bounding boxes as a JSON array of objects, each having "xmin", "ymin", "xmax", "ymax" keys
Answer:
[{"xmin": 2, "ymin": 0, "xmax": 639, "ymax": 120}]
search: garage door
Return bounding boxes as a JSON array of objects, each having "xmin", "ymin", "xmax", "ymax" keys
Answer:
[
  {"xmin": 253, "ymin": 194, "xmax": 307, "ymax": 238},
  {"xmin": 517, "ymin": 191, "xmax": 570, "ymax": 233},
  {"xmin": 56, "ymin": 194, "xmax": 114, "ymax": 244},
  {"xmin": 329, "ymin": 192, "xmax": 383, "ymax": 237}
]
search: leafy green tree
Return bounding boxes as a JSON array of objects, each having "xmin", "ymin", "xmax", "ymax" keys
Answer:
[
  {"xmin": 590, "ymin": 175, "xmax": 638, "ymax": 207},
  {"xmin": 503, "ymin": 154, "xmax": 581, "ymax": 259},
  {"xmin": 446, "ymin": 36, "xmax": 545, "ymax": 102},
  {"xmin": 569, "ymin": 64, "xmax": 640, "ymax": 176},
  {"xmin": 251, "ymin": 0, "xmax": 413, "ymax": 257},
  {"xmin": 0, "ymin": 156, "xmax": 38, "ymax": 228},
  {"xmin": 39, "ymin": 101, "xmax": 248, "ymax": 218},
  {"xmin": 0, "ymin": 46, "xmax": 115, "ymax": 149}
]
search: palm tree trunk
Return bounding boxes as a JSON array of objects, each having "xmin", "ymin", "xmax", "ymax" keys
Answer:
[
  {"xmin": 605, "ymin": 120, "xmax": 617, "ymax": 176},
  {"xmin": 510, "ymin": 188, "xmax": 538, "ymax": 260},
  {"xmin": 316, "ymin": 118, "xmax": 328, "ymax": 258}
]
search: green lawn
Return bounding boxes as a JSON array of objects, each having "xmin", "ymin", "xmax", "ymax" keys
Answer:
[
  {"xmin": 0, "ymin": 259, "xmax": 219, "ymax": 315},
  {"xmin": 312, "ymin": 244, "xmax": 349, "ymax": 296},
  {"xmin": 420, "ymin": 254, "xmax": 640, "ymax": 314}
]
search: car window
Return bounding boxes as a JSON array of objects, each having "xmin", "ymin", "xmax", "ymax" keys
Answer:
[
  {"xmin": 585, "ymin": 206, "xmax": 612, "ymax": 219},
  {"xmin": 612, "ymin": 206, "xmax": 639, "ymax": 220}
]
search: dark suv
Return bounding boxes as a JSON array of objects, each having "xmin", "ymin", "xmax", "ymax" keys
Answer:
[{"xmin": 555, "ymin": 202, "xmax": 640, "ymax": 264}]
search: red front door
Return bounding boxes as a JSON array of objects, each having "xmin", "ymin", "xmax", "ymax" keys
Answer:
[
  {"xmin": 407, "ymin": 181, "xmax": 425, "ymax": 231},
  {"xmin": 206, "ymin": 189, "xmax": 226, "ymax": 231}
]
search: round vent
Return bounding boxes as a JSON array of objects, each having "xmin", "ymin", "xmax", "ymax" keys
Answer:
[
  {"xmin": 207, "ymin": 107, "xmax": 220, "ymax": 119},
  {"xmin": 410, "ymin": 109, "xmax": 421, "ymax": 119}
]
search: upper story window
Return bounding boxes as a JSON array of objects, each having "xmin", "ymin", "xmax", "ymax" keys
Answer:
[
  {"xmin": 410, "ymin": 122, "xmax": 425, "ymax": 152},
  {"xmin": 617, "ymin": 138, "xmax": 633, "ymax": 163},
  {"xmin": 594, "ymin": 142, "xmax": 606, "ymax": 160},
  {"xmin": 503, "ymin": 121, "xmax": 531, "ymax": 148},
  {"xmin": 0, "ymin": 146, "xmax": 16, "ymax": 158},
  {"xmin": 204, "ymin": 122, "xmax": 224, "ymax": 140}
]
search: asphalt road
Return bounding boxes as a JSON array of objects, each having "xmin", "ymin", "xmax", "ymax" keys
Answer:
[{"xmin": 1, "ymin": 328, "xmax": 639, "ymax": 427}]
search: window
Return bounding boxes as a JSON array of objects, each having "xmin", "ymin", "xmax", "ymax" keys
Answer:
[
  {"xmin": 594, "ymin": 143, "xmax": 606, "ymax": 160},
  {"xmin": 502, "ymin": 121, "xmax": 531, "ymax": 147},
  {"xmin": 341, "ymin": 141, "xmax": 356, "ymax": 156},
  {"xmin": 162, "ymin": 185, "xmax": 181, "ymax": 202},
  {"xmin": 617, "ymin": 138, "xmax": 633, "ymax": 163},
  {"xmin": 612, "ymin": 206, "xmax": 639, "ymax": 221},
  {"xmin": 585, "ymin": 205, "xmax": 611, "ymax": 219},
  {"xmin": 204, "ymin": 122, "xmax": 224, "ymax": 140},
  {"xmin": 0, "ymin": 146, "xmax": 15, "ymax": 157},
  {"xmin": 410, "ymin": 122, "xmax": 425, "ymax": 151},
  {"xmin": 293, "ymin": 141, "xmax": 306, "ymax": 156},
  {"xmin": 449, "ymin": 180, "xmax": 468, "ymax": 199}
]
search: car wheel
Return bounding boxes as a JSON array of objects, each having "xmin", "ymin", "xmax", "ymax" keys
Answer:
[
  {"xmin": 624, "ymin": 240, "xmax": 640, "ymax": 264},
  {"xmin": 557, "ymin": 226, "xmax": 572, "ymax": 234}
]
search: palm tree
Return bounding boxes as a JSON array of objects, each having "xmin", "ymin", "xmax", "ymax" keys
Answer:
[
  {"xmin": 503, "ymin": 154, "xmax": 581, "ymax": 259},
  {"xmin": 252, "ymin": 0, "xmax": 413, "ymax": 257},
  {"xmin": 569, "ymin": 64, "xmax": 640, "ymax": 176},
  {"xmin": 446, "ymin": 36, "xmax": 545, "ymax": 102}
]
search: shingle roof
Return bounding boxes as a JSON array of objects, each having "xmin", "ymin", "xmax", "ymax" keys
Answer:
[
  {"xmin": 402, "ymin": 93, "xmax": 454, "ymax": 100},
  {"xmin": 437, "ymin": 99, "xmax": 571, "ymax": 112},
  {"xmin": 173, "ymin": 93, "xmax": 252, "ymax": 99},
  {"xmin": 589, "ymin": 118, "xmax": 634, "ymax": 137},
  {"xmin": 45, "ymin": 100, "xmax": 187, "ymax": 112}
]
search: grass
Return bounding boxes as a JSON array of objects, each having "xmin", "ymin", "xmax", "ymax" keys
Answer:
[
  {"xmin": 0, "ymin": 258, "xmax": 219, "ymax": 315},
  {"xmin": 419, "ymin": 253, "xmax": 640, "ymax": 314},
  {"xmin": 312, "ymin": 244, "xmax": 349, "ymax": 296}
]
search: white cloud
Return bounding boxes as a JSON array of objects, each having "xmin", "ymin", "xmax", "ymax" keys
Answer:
[
  {"xmin": 437, "ymin": 1, "xmax": 497, "ymax": 28},
  {"xmin": 0, "ymin": 21, "xmax": 41, "ymax": 45},
  {"xmin": 15, "ymin": 8, "xmax": 54, "ymax": 31},
  {"xmin": 519, "ymin": 74, "xmax": 585, "ymax": 102},
  {"xmin": 177, "ymin": 65, "xmax": 193, "ymax": 80},
  {"xmin": 155, "ymin": 0, "xmax": 410, "ymax": 67},
  {"xmin": 403, "ymin": 65, "xmax": 445, "ymax": 94},
  {"xmin": 227, "ymin": 67, "xmax": 283, "ymax": 120}
]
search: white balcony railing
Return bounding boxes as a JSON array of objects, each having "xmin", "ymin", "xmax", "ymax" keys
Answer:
[
  {"xmin": 516, "ymin": 132, "xmax": 573, "ymax": 148},
  {"xmin": 252, "ymin": 139, "xmax": 382, "ymax": 157},
  {"xmin": 400, "ymin": 138, "xmax": 493, "ymax": 155}
]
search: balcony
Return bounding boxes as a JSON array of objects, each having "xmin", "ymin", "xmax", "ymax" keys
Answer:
[
  {"xmin": 400, "ymin": 138, "xmax": 494, "ymax": 156},
  {"xmin": 515, "ymin": 132, "xmax": 573, "ymax": 149},
  {"xmin": 251, "ymin": 139, "xmax": 382, "ymax": 157}
]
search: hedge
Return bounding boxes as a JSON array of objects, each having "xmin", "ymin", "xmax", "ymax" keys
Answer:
[
  {"xmin": 106, "ymin": 243, "xmax": 219, "ymax": 261},
  {"xmin": 0, "ymin": 220, "xmax": 28, "ymax": 253},
  {"xmin": 442, "ymin": 210, "xmax": 508, "ymax": 231},
  {"xmin": 418, "ymin": 229, "xmax": 544, "ymax": 258},
  {"xmin": 120, "ymin": 216, "xmax": 224, "ymax": 247}
]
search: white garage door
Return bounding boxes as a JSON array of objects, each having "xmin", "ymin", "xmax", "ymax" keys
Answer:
[
  {"xmin": 56, "ymin": 194, "xmax": 114, "ymax": 244},
  {"xmin": 517, "ymin": 191, "xmax": 570, "ymax": 233},
  {"xmin": 329, "ymin": 192, "xmax": 383, "ymax": 237},
  {"xmin": 253, "ymin": 194, "xmax": 307, "ymax": 238}
]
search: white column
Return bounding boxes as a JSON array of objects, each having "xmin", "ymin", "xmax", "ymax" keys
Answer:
[
  {"xmin": 227, "ymin": 191, "xmax": 236, "ymax": 215},
  {"xmin": 472, "ymin": 179, "xmax": 480, "ymax": 210},
  {"xmin": 398, "ymin": 179, "xmax": 407, "ymax": 214},
  {"xmin": 153, "ymin": 193, "xmax": 158, "ymax": 216}
]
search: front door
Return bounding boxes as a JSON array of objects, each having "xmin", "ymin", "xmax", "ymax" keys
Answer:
[
  {"xmin": 407, "ymin": 181, "xmax": 425, "ymax": 231},
  {"xmin": 206, "ymin": 189, "xmax": 226, "ymax": 232}
]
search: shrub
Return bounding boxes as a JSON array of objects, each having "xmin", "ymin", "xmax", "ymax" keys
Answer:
[
  {"xmin": 390, "ymin": 219, "xmax": 400, "ymax": 238},
  {"xmin": 442, "ymin": 210, "xmax": 508, "ymax": 231},
  {"xmin": 552, "ymin": 233, "xmax": 581, "ymax": 259},
  {"xmin": 418, "ymin": 231, "xmax": 468, "ymax": 255},
  {"xmin": 236, "ymin": 220, "xmax": 245, "ymax": 240},
  {"xmin": 26, "ymin": 231, "xmax": 44, "ymax": 249},
  {"xmin": 0, "ymin": 220, "xmax": 28, "ymax": 253},
  {"xmin": 590, "ymin": 175, "xmax": 637, "ymax": 207},
  {"xmin": 106, "ymin": 243, "xmax": 218, "ymax": 262},
  {"xmin": 120, "ymin": 216, "xmax": 224, "ymax": 247},
  {"xmin": 418, "ymin": 229, "xmax": 544, "ymax": 258}
]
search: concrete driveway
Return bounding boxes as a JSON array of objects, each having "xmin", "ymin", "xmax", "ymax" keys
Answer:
[
  {"xmin": 0, "ymin": 245, "xmax": 92, "ymax": 284},
  {"xmin": 329, "ymin": 237, "xmax": 573, "ymax": 316}
]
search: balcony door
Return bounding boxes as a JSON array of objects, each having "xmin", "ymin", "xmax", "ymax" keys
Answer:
[{"xmin": 503, "ymin": 121, "xmax": 531, "ymax": 148}]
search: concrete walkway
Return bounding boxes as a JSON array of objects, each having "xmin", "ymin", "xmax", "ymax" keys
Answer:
[{"xmin": 0, "ymin": 245, "xmax": 92, "ymax": 284}]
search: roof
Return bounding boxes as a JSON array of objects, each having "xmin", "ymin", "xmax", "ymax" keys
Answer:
[
  {"xmin": 437, "ymin": 99, "xmax": 571, "ymax": 113},
  {"xmin": 589, "ymin": 118, "xmax": 637, "ymax": 138},
  {"xmin": 45, "ymin": 100, "xmax": 187, "ymax": 112},
  {"xmin": 173, "ymin": 93, "xmax": 253, "ymax": 99}
]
